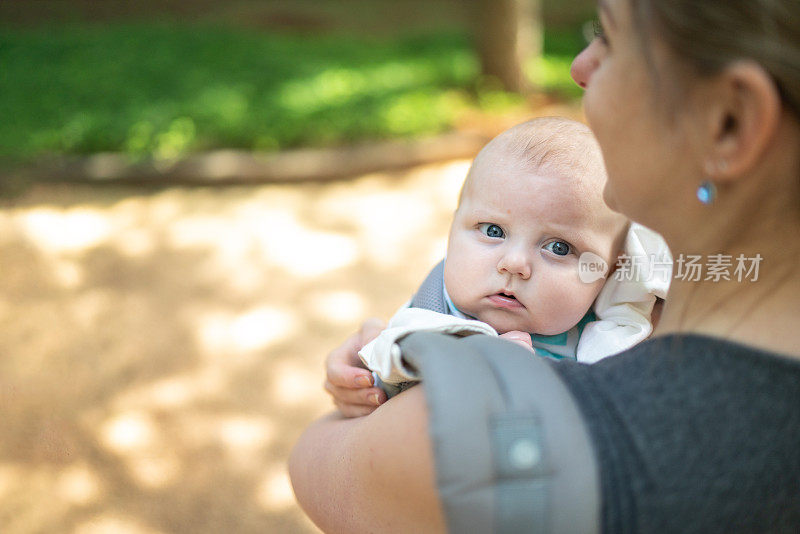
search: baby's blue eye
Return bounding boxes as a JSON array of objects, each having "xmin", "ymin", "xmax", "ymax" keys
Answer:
[
  {"xmin": 479, "ymin": 223, "xmax": 505, "ymax": 239},
  {"xmin": 544, "ymin": 241, "xmax": 571, "ymax": 256}
]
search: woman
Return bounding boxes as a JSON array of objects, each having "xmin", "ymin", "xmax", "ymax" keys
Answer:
[{"xmin": 290, "ymin": 0, "xmax": 800, "ymax": 531}]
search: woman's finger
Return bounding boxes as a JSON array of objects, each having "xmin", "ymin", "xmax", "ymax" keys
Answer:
[
  {"xmin": 325, "ymin": 332, "xmax": 373, "ymax": 389},
  {"xmin": 324, "ymin": 380, "xmax": 386, "ymax": 407},
  {"xmin": 325, "ymin": 318, "xmax": 387, "ymax": 389}
]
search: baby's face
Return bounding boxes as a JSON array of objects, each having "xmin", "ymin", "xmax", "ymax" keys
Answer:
[{"xmin": 444, "ymin": 159, "xmax": 625, "ymax": 335}]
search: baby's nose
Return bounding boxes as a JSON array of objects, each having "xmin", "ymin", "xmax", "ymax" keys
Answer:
[{"xmin": 497, "ymin": 250, "xmax": 531, "ymax": 279}]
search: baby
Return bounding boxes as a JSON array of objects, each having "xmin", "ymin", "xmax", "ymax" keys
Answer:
[{"xmin": 357, "ymin": 117, "xmax": 670, "ymax": 396}]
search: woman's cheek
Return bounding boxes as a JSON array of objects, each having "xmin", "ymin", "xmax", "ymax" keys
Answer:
[{"xmin": 602, "ymin": 180, "xmax": 619, "ymax": 212}]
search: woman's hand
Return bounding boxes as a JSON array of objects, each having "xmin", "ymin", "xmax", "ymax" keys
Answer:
[{"xmin": 324, "ymin": 317, "xmax": 389, "ymax": 417}]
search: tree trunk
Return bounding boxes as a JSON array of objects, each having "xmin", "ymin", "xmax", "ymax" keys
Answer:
[{"xmin": 474, "ymin": 0, "xmax": 542, "ymax": 94}]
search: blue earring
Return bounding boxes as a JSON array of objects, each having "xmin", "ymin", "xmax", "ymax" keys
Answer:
[{"xmin": 697, "ymin": 180, "xmax": 717, "ymax": 205}]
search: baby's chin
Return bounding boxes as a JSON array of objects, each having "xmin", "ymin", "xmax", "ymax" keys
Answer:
[
  {"xmin": 473, "ymin": 312, "xmax": 539, "ymax": 336},
  {"xmin": 476, "ymin": 311, "xmax": 571, "ymax": 336}
]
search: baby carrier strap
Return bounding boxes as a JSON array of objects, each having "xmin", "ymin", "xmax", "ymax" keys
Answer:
[
  {"xmin": 409, "ymin": 260, "xmax": 448, "ymax": 314},
  {"xmin": 398, "ymin": 331, "xmax": 600, "ymax": 534}
]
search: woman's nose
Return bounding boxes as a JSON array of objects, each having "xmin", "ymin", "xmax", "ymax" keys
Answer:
[
  {"xmin": 497, "ymin": 249, "xmax": 532, "ymax": 280},
  {"xmin": 570, "ymin": 41, "xmax": 600, "ymax": 89}
]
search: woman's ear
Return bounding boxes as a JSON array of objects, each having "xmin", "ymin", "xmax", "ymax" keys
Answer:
[{"xmin": 702, "ymin": 61, "xmax": 781, "ymax": 182}]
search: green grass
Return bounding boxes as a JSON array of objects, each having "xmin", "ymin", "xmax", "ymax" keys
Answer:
[
  {"xmin": 0, "ymin": 23, "xmax": 584, "ymax": 164},
  {"xmin": 530, "ymin": 24, "xmax": 588, "ymax": 99}
]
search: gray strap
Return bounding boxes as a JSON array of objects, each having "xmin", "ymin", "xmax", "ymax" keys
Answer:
[
  {"xmin": 409, "ymin": 260, "xmax": 448, "ymax": 314},
  {"xmin": 399, "ymin": 331, "xmax": 600, "ymax": 534}
]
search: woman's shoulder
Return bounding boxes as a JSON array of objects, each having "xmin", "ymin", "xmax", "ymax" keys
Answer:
[
  {"xmin": 556, "ymin": 334, "xmax": 800, "ymax": 533},
  {"xmin": 557, "ymin": 332, "xmax": 800, "ymax": 459},
  {"xmin": 560, "ymin": 333, "xmax": 800, "ymax": 402},
  {"xmin": 396, "ymin": 331, "xmax": 800, "ymax": 532},
  {"xmin": 602, "ymin": 332, "xmax": 800, "ymax": 367}
]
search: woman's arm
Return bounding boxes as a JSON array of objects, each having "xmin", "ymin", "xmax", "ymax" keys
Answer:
[{"xmin": 289, "ymin": 385, "xmax": 446, "ymax": 533}]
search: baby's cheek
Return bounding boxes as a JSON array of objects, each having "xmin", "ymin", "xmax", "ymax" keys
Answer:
[
  {"xmin": 565, "ymin": 282, "xmax": 603, "ymax": 321},
  {"xmin": 443, "ymin": 259, "xmax": 476, "ymax": 311},
  {"xmin": 539, "ymin": 273, "xmax": 600, "ymax": 332}
]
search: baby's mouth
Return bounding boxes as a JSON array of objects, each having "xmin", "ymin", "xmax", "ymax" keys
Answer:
[{"xmin": 487, "ymin": 292, "xmax": 524, "ymax": 309}]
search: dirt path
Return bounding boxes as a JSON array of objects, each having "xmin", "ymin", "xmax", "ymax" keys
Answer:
[{"xmin": 0, "ymin": 160, "xmax": 468, "ymax": 533}]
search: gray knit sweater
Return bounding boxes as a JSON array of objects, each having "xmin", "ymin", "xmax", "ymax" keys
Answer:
[{"xmin": 554, "ymin": 334, "xmax": 800, "ymax": 533}]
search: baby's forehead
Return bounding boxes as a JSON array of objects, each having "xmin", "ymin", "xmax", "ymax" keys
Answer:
[
  {"xmin": 462, "ymin": 159, "xmax": 625, "ymax": 240},
  {"xmin": 458, "ymin": 117, "xmax": 627, "ymax": 245},
  {"xmin": 464, "ymin": 152, "xmax": 597, "ymax": 199}
]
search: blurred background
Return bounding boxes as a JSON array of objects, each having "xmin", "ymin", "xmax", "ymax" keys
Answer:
[{"xmin": 0, "ymin": 1, "xmax": 592, "ymax": 532}]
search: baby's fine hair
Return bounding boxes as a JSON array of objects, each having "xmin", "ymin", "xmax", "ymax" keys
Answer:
[
  {"xmin": 485, "ymin": 116, "xmax": 604, "ymax": 179},
  {"xmin": 458, "ymin": 117, "xmax": 607, "ymax": 207}
]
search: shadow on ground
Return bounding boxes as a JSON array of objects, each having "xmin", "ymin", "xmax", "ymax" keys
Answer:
[{"xmin": 0, "ymin": 160, "xmax": 468, "ymax": 533}]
